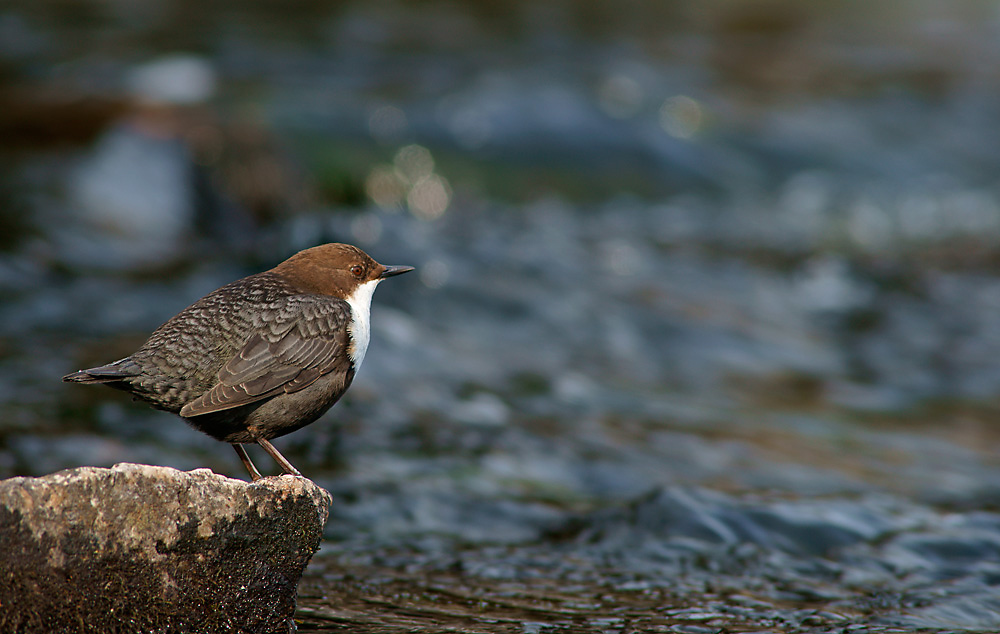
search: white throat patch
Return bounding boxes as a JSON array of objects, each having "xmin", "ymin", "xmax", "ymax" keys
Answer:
[{"xmin": 346, "ymin": 279, "xmax": 380, "ymax": 369}]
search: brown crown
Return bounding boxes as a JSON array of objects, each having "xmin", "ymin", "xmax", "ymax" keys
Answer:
[{"xmin": 271, "ymin": 243, "xmax": 412, "ymax": 298}]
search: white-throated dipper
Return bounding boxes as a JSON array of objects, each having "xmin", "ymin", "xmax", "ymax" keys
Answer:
[{"xmin": 63, "ymin": 243, "xmax": 413, "ymax": 480}]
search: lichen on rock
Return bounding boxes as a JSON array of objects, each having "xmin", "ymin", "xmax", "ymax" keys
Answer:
[{"xmin": 0, "ymin": 463, "xmax": 331, "ymax": 634}]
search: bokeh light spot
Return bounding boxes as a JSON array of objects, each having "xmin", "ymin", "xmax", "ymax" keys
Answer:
[
  {"xmin": 420, "ymin": 258, "xmax": 450, "ymax": 289},
  {"xmin": 659, "ymin": 95, "xmax": 703, "ymax": 138},
  {"xmin": 598, "ymin": 75, "xmax": 644, "ymax": 119},
  {"xmin": 394, "ymin": 144, "xmax": 435, "ymax": 182},
  {"xmin": 407, "ymin": 174, "xmax": 451, "ymax": 220},
  {"xmin": 365, "ymin": 164, "xmax": 407, "ymax": 209}
]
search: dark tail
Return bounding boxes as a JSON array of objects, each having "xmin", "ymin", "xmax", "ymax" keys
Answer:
[{"xmin": 63, "ymin": 358, "xmax": 141, "ymax": 384}]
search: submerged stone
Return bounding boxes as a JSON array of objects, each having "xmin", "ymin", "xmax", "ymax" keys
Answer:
[{"xmin": 0, "ymin": 463, "xmax": 330, "ymax": 634}]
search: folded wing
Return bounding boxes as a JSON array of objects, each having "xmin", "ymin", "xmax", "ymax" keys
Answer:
[{"xmin": 180, "ymin": 299, "xmax": 350, "ymax": 417}]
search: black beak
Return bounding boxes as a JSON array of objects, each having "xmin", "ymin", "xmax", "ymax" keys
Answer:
[{"xmin": 381, "ymin": 265, "xmax": 415, "ymax": 279}]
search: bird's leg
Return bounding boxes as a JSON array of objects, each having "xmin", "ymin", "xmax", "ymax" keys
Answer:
[
  {"xmin": 255, "ymin": 437, "xmax": 303, "ymax": 477},
  {"xmin": 232, "ymin": 444, "xmax": 264, "ymax": 481}
]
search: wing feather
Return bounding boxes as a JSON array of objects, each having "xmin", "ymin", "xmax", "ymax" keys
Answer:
[{"xmin": 179, "ymin": 298, "xmax": 350, "ymax": 418}]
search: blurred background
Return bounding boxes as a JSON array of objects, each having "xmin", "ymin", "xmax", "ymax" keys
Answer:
[{"xmin": 3, "ymin": 0, "xmax": 1000, "ymax": 631}]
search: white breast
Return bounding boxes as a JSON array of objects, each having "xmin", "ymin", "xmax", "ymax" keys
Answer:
[{"xmin": 345, "ymin": 279, "xmax": 380, "ymax": 369}]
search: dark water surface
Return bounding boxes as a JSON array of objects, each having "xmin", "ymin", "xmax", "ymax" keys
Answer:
[{"xmin": 3, "ymin": 1, "xmax": 1000, "ymax": 631}]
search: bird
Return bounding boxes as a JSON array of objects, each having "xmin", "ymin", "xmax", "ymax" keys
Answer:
[{"xmin": 63, "ymin": 243, "xmax": 414, "ymax": 480}]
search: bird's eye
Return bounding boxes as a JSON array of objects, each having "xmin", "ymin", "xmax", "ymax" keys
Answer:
[{"xmin": 350, "ymin": 265, "xmax": 364, "ymax": 278}]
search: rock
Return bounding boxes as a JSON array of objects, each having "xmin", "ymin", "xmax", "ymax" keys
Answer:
[{"xmin": 0, "ymin": 463, "xmax": 330, "ymax": 634}]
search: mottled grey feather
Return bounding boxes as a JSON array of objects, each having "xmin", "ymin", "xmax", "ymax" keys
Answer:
[
  {"xmin": 179, "ymin": 305, "xmax": 349, "ymax": 418},
  {"xmin": 98, "ymin": 271, "xmax": 351, "ymax": 418}
]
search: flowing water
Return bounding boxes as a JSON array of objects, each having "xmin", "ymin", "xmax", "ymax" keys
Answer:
[{"xmin": 2, "ymin": 1, "xmax": 1000, "ymax": 631}]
